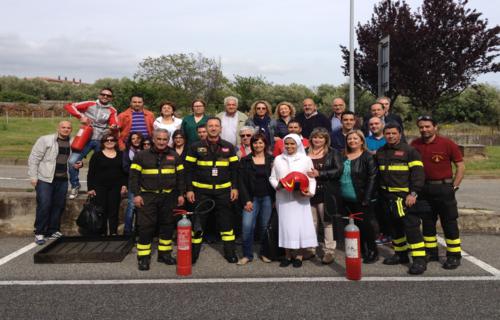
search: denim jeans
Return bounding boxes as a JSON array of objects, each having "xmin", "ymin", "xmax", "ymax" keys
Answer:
[
  {"xmin": 68, "ymin": 139, "xmax": 101, "ymax": 188},
  {"xmin": 34, "ymin": 179, "xmax": 68, "ymax": 235},
  {"xmin": 241, "ymin": 196, "xmax": 272, "ymax": 259},
  {"xmin": 124, "ymin": 191, "xmax": 135, "ymax": 234}
]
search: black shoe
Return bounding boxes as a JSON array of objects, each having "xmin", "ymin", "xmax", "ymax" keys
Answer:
[
  {"xmin": 223, "ymin": 242, "xmax": 238, "ymax": 263},
  {"xmin": 363, "ymin": 250, "xmax": 379, "ymax": 264},
  {"xmin": 292, "ymin": 259, "xmax": 303, "ymax": 268},
  {"xmin": 426, "ymin": 248, "xmax": 439, "ymax": 262},
  {"xmin": 157, "ymin": 252, "xmax": 176, "ymax": 265},
  {"xmin": 408, "ymin": 257, "xmax": 427, "ymax": 275},
  {"xmin": 279, "ymin": 258, "xmax": 292, "ymax": 267},
  {"xmin": 383, "ymin": 253, "xmax": 410, "ymax": 265},
  {"xmin": 192, "ymin": 244, "xmax": 201, "ymax": 264},
  {"xmin": 138, "ymin": 256, "xmax": 150, "ymax": 271},
  {"xmin": 443, "ymin": 256, "xmax": 461, "ymax": 270}
]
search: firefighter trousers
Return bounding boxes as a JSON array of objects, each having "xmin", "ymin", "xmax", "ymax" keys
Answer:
[
  {"xmin": 419, "ymin": 183, "xmax": 461, "ymax": 257},
  {"xmin": 136, "ymin": 192, "xmax": 176, "ymax": 258}
]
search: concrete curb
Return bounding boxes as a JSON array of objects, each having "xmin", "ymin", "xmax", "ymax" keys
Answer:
[{"xmin": 0, "ymin": 191, "xmax": 499, "ymax": 236}]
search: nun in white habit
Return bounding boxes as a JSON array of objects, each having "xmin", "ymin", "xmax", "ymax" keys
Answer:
[{"xmin": 269, "ymin": 133, "xmax": 318, "ymax": 267}]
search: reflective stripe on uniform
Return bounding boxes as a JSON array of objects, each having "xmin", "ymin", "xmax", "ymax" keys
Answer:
[
  {"xmin": 425, "ymin": 242, "xmax": 438, "ymax": 248},
  {"xmin": 192, "ymin": 238, "xmax": 203, "ymax": 244},
  {"xmin": 394, "ymin": 244, "xmax": 408, "ymax": 252},
  {"xmin": 409, "ymin": 242, "xmax": 425, "ymax": 250},
  {"xmin": 137, "ymin": 243, "xmax": 151, "ymax": 256},
  {"xmin": 140, "ymin": 188, "xmax": 173, "ymax": 193},
  {"xmin": 192, "ymin": 181, "xmax": 231, "ymax": 189},
  {"xmin": 379, "ymin": 165, "xmax": 409, "ymax": 171},
  {"xmin": 158, "ymin": 245, "xmax": 173, "ymax": 251},
  {"xmin": 130, "ymin": 163, "xmax": 142, "ymax": 171},
  {"xmin": 185, "ymin": 156, "xmax": 197, "ymax": 162},
  {"xmin": 396, "ymin": 198, "xmax": 405, "ymax": 217},
  {"xmin": 229, "ymin": 156, "xmax": 238, "ymax": 162},
  {"xmin": 142, "ymin": 169, "xmax": 159, "ymax": 174},
  {"xmin": 176, "ymin": 164, "xmax": 184, "ymax": 171},
  {"xmin": 408, "ymin": 160, "xmax": 423, "ymax": 168},
  {"xmin": 446, "ymin": 247, "xmax": 461, "ymax": 253},
  {"xmin": 445, "ymin": 238, "xmax": 461, "ymax": 245},
  {"xmin": 159, "ymin": 239, "xmax": 172, "ymax": 245},
  {"xmin": 411, "ymin": 250, "xmax": 426, "ymax": 257},
  {"xmin": 220, "ymin": 230, "xmax": 235, "ymax": 241},
  {"xmin": 160, "ymin": 168, "xmax": 175, "ymax": 174},
  {"xmin": 215, "ymin": 161, "xmax": 229, "ymax": 166},
  {"xmin": 424, "ymin": 236, "xmax": 437, "ymax": 242},
  {"xmin": 197, "ymin": 160, "xmax": 213, "ymax": 166},
  {"xmin": 392, "ymin": 237, "xmax": 407, "ymax": 244},
  {"xmin": 381, "ymin": 186, "xmax": 410, "ymax": 193},
  {"xmin": 191, "ymin": 231, "xmax": 203, "ymax": 244}
]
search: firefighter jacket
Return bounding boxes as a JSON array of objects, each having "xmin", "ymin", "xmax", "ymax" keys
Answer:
[
  {"xmin": 375, "ymin": 142, "xmax": 425, "ymax": 198},
  {"xmin": 129, "ymin": 147, "xmax": 185, "ymax": 195},
  {"xmin": 185, "ymin": 138, "xmax": 239, "ymax": 193}
]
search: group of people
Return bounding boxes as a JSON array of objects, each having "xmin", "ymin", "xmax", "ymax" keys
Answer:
[{"xmin": 28, "ymin": 87, "xmax": 465, "ymax": 275}]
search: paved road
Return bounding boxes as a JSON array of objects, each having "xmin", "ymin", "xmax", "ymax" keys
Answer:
[
  {"xmin": 0, "ymin": 234, "xmax": 499, "ymax": 319},
  {"xmin": 1, "ymin": 165, "xmax": 498, "ymax": 211}
]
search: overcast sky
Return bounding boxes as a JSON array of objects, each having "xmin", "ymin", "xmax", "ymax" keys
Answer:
[{"xmin": 1, "ymin": 0, "xmax": 498, "ymax": 87}]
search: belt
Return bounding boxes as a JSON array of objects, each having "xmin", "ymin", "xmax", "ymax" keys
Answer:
[{"xmin": 426, "ymin": 179, "xmax": 453, "ymax": 185}]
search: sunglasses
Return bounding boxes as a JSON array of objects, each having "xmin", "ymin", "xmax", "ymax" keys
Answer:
[
  {"xmin": 100, "ymin": 93, "xmax": 113, "ymax": 98},
  {"xmin": 105, "ymin": 138, "xmax": 116, "ymax": 142},
  {"xmin": 240, "ymin": 134, "xmax": 252, "ymax": 138},
  {"xmin": 417, "ymin": 115, "xmax": 433, "ymax": 121},
  {"xmin": 143, "ymin": 142, "xmax": 151, "ymax": 145}
]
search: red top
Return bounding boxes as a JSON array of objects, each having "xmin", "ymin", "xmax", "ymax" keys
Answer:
[{"xmin": 411, "ymin": 135, "xmax": 463, "ymax": 180}]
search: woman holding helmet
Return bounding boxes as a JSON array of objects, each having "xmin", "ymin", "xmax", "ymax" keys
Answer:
[{"xmin": 269, "ymin": 133, "xmax": 317, "ymax": 268}]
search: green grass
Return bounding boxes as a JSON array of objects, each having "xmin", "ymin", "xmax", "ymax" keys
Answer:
[
  {"xmin": 0, "ymin": 117, "xmax": 80, "ymax": 158},
  {"xmin": 465, "ymin": 146, "xmax": 500, "ymax": 175}
]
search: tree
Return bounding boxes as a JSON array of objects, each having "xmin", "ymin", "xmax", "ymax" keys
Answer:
[
  {"xmin": 134, "ymin": 53, "xmax": 227, "ymax": 108},
  {"xmin": 342, "ymin": 0, "xmax": 499, "ymax": 113}
]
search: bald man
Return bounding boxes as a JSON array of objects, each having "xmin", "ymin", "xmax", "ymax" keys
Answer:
[
  {"xmin": 28, "ymin": 121, "xmax": 74, "ymax": 245},
  {"xmin": 295, "ymin": 98, "xmax": 331, "ymax": 138},
  {"xmin": 329, "ymin": 97, "xmax": 346, "ymax": 131}
]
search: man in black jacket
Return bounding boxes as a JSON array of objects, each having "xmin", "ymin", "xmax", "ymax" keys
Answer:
[
  {"xmin": 295, "ymin": 98, "xmax": 331, "ymax": 138},
  {"xmin": 129, "ymin": 129, "xmax": 185, "ymax": 271}
]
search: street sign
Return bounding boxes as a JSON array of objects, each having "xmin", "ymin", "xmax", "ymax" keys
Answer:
[{"xmin": 378, "ymin": 35, "xmax": 390, "ymax": 97}]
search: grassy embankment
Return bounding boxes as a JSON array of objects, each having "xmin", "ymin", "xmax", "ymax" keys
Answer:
[{"xmin": 1, "ymin": 117, "xmax": 499, "ymax": 175}]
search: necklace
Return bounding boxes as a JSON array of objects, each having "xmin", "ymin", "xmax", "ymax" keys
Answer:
[{"xmin": 310, "ymin": 147, "xmax": 325, "ymax": 157}]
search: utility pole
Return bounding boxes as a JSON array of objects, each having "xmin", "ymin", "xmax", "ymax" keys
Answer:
[{"xmin": 349, "ymin": 0, "xmax": 355, "ymax": 112}]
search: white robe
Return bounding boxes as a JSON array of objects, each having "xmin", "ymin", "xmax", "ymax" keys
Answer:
[{"xmin": 270, "ymin": 152, "xmax": 318, "ymax": 249}]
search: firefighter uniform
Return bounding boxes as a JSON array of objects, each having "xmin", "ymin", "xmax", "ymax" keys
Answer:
[
  {"xmin": 185, "ymin": 138, "xmax": 239, "ymax": 263},
  {"xmin": 129, "ymin": 147, "xmax": 185, "ymax": 270},
  {"xmin": 411, "ymin": 135, "xmax": 463, "ymax": 268},
  {"xmin": 375, "ymin": 141, "xmax": 427, "ymax": 274}
]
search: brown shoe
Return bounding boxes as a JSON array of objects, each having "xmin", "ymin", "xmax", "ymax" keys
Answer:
[
  {"xmin": 237, "ymin": 257, "xmax": 251, "ymax": 266},
  {"xmin": 322, "ymin": 253, "xmax": 334, "ymax": 265}
]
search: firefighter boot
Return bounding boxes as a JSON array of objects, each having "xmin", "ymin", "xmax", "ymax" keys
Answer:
[
  {"xmin": 409, "ymin": 257, "xmax": 427, "ymax": 275},
  {"xmin": 138, "ymin": 256, "xmax": 150, "ymax": 271},
  {"xmin": 383, "ymin": 251, "xmax": 410, "ymax": 265},
  {"xmin": 442, "ymin": 256, "xmax": 461, "ymax": 270},
  {"xmin": 157, "ymin": 252, "xmax": 176, "ymax": 265},
  {"xmin": 192, "ymin": 243, "xmax": 201, "ymax": 264},
  {"xmin": 426, "ymin": 247, "xmax": 439, "ymax": 262},
  {"xmin": 223, "ymin": 241, "xmax": 238, "ymax": 263}
]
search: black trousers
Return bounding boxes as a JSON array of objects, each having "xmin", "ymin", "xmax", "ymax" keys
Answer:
[
  {"xmin": 94, "ymin": 185, "xmax": 121, "ymax": 235},
  {"xmin": 381, "ymin": 193, "xmax": 425, "ymax": 258},
  {"xmin": 137, "ymin": 192, "xmax": 176, "ymax": 256},
  {"xmin": 420, "ymin": 183, "xmax": 461, "ymax": 257},
  {"xmin": 343, "ymin": 200, "xmax": 378, "ymax": 253}
]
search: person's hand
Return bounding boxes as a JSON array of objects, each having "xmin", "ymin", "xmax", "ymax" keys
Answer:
[
  {"xmin": 109, "ymin": 124, "xmax": 118, "ymax": 130},
  {"xmin": 134, "ymin": 195, "xmax": 144, "ymax": 208},
  {"xmin": 87, "ymin": 190, "xmax": 96, "ymax": 196},
  {"xmin": 177, "ymin": 196, "xmax": 185, "ymax": 207},
  {"xmin": 405, "ymin": 194, "xmax": 417, "ymax": 207},
  {"xmin": 120, "ymin": 186, "xmax": 127, "ymax": 195},
  {"xmin": 244, "ymin": 201, "xmax": 253, "ymax": 212},
  {"xmin": 186, "ymin": 191, "xmax": 195, "ymax": 203},
  {"xmin": 307, "ymin": 168, "xmax": 318, "ymax": 178},
  {"xmin": 301, "ymin": 189, "xmax": 312, "ymax": 197},
  {"xmin": 230, "ymin": 189, "xmax": 239, "ymax": 202},
  {"xmin": 30, "ymin": 179, "xmax": 37, "ymax": 187},
  {"xmin": 73, "ymin": 161, "xmax": 83, "ymax": 169},
  {"xmin": 80, "ymin": 115, "xmax": 90, "ymax": 125},
  {"xmin": 276, "ymin": 182, "xmax": 283, "ymax": 190}
]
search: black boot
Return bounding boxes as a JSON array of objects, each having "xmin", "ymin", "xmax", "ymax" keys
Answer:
[
  {"xmin": 223, "ymin": 241, "xmax": 238, "ymax": 263},
  {"xmin": 409, "ymin": 257, "xmax": 427, "ymax": 275},
  {"xmin": 192, "ymin": 243, "xmax": 201, "ymax": 264},
  {"xmin": 157, "ymin": 252, "xmax": 176, "ymax": 265},
  {"xmin": 363, "ymin": 249, "xmax": 379, "ymax": 264},
  {"xmin": 426, "ymin": 247, "xmax": 439, "ymax": 262},
  {"xmin": 383, "ymin": 251, "xmax": 410, "ymax": 265},
  {"xmin": 138, "ymin": 256, "xmax": 150, "ymax": 271},
  {"xmin": 442, "ymin": 255, "xmax": 461, "ymax": 270}
]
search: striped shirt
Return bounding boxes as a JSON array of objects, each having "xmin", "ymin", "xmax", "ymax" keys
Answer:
[
  {"xmin": 131, "ymin": 112, "xmax": 149, "ymax": 138},
  {"xmin": 54, "ymin": 137, "xmax": 70, "ymax": 180}
]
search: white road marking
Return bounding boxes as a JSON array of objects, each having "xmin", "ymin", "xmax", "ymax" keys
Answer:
[
  {"xmin": 436, "ymin": 235, "xmax": 500, "ymax": 276},
  {"xmin": 0, "ymin": 243, "xmax": 38, "ymax": 267},
  {"xmin": 0, "ymin": 276, "xmax": 499, "ymax": 286}
]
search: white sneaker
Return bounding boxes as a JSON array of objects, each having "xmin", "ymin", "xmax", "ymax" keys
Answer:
[
  {"xmin": 68, "ymin": 186, "xmax": 80, "ymax": 200},
  {"xmin": 48, "ymin": 231, "xmax": 63, "ymax": 240},
  {"xmin": 35, "ymin": 234, "xmax": 45, "ymax": 245}
]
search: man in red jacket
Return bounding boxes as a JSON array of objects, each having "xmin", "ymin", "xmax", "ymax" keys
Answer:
[
  {"xmin": 64, "ymin": 87, "xmax": 119, "ymax": 199},
  {"xmin": 118, "ymin": 94, "xmax": 155, "ymax": 150}
]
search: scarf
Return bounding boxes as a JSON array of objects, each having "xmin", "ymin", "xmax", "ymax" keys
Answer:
[{"xmin": 253, "ymin": 115, "xmax": 272, "ymax": 143}]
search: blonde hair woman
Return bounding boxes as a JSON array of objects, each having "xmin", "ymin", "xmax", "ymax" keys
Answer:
[
  {"xmin": 245, "ymin": 100, "xmax": 277, "ymax": 150},
  {"xmin": 274, "ymin": 101, "xmax": 296, "ymax": 139}
]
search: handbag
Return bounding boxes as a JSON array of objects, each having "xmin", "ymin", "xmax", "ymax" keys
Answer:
[
  {"xmin": 76, "ymin": 196, "xmax": 105, "ymax": 235},
  {"xmin": 261, "ymin": 208, "xmax": 284, "ymax": 261}
]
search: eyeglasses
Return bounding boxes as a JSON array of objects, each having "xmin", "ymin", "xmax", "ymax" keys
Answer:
[
  {"xmin": 256, "ymin": 107, "xmax": 267, "ymax": 110},
  {"xmin": 417, "ymin": 115, "xmax": 433, "ymax": 121},
  {"xmin": 105, "ymin": 138, "xmax": 116, "ymax": 142},
  {"xmin": 100, "ymin": 93, "xmax": 113, "ymax": 98},
  {"xmin": 143, "ymin": 142, "xmax": 151, "ymax": 145},
  {"xmin": 240, "ymin": 134, "xmax": 252, "ymax": 138}
]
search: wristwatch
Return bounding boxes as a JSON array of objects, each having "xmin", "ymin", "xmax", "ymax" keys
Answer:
[
  {"xmin": 453, "ymin": 186, "xmax": 459, "ymax": 191},
  {"xmin": 410, "ymin": 191, "xmax": 418, "ymax": 198}
]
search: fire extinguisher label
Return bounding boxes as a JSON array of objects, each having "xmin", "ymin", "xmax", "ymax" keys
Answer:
[
  {"xmin": 345, "ymin": 238, "xmax": 359, "ymax": 258},
  {"xmin": 177, "ymin": 231, "xmax": 190, "ymax": 251},
  {"xmin": 77, "ymin": 128, "xmax": 83, "ymax": 136}
]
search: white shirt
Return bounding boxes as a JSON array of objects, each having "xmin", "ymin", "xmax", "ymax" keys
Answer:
[
  {"xmin": 220, "ymin": 113, "xmax": 238, "ymax": 145},
  {"xmin": 153, "ymin": 116, "xmax": 182, "ymax": 146}
]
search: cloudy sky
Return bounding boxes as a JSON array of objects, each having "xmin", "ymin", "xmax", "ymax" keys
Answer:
[{"xmin": 1, "ymin": 0, "xmax": 498, "ymax": 86}]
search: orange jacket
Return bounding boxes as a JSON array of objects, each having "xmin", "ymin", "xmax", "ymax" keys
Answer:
[{"xmin": 118, "ymin": 108, "xmax": 155, "ymax": 150}]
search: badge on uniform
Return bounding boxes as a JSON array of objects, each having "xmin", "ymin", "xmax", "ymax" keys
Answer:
[
  {"xmin": 394, "ymin": 151, "xmax": 405, "ymax": 157},
  {"xmin": 166, "ymin": 156, "xmax": 175, "ymax": 161},
  {"xmin": 197, "ymin": 147, "xmax": 207, "ymax": 153},
  {"xmin": 212, "ymin": 167, "xmax": 218, "ymax": 177},
  {"xmin": 221, "ymin": 147, "xmax": 229, "ymax": 152}
]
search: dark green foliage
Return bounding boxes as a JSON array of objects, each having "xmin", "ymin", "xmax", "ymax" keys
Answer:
[{"xmin": 0, "ymin": 90, "xmax": 40, "ymax": 103}]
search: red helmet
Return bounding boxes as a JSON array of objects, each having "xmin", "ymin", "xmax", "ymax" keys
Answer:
[{"xmin": 280, "ymin": 171, "xmax": 309, "ymax": 193}]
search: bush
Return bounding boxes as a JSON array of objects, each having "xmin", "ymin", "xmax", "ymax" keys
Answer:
[{"xmin": 0, "ymin": 90, "xmax": 40, "ymax": 103}]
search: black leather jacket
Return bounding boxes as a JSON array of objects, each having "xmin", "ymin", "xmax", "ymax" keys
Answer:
[
  {"xmin": 342, "ymin": 151, "xmax": 378, "ymax": 205},
  {"xmin": 238, "ymin": 153, "xmax": 275, "ymax": 206}
]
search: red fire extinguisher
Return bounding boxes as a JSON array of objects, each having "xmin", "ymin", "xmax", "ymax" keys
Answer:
[
  {"xmin": 345, "ymin": 212, "xmax": 363, "ymax": 281},
  {"xmin": 176, "ymin": 213, "xmax": 192, "ymax": 276},
  {"xmin": 71, "ymin": 124, "xmax": 93, "ymax": 152}
]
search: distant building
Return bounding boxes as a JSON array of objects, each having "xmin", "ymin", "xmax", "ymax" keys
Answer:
[{"xmin": 25, "ymin": 76, "xmax": 86, "ymax": 85}]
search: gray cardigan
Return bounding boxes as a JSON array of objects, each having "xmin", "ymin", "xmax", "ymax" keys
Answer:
[{"xmin": 28, "ymin": 133, "xmax": 71, "ymax": 183}]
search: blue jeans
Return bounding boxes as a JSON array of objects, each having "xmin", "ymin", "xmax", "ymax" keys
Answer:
[
  {"xmin": 34, "ymin": 180, "xmax": 68, "ymax": 235},
  {"xmin": 241, "ymin": 196, "xmax": 272, "ymax": 259},
  {"xmin": 124, "ymin": 191, "xmax": 135, "ymax": 234},
  {"xmin": 68, "ymin": 139, "xmax": 101, "ymax": 188}
]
